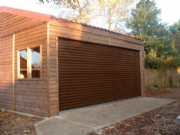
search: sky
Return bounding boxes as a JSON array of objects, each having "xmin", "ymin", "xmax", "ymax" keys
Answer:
[
  {"xmin": 0, "ymin": 0, "xmax": 180, "ymax": 26},
  {"xmin": 155, "ymin": 0, "xmax": 180, "ymax": 25}
]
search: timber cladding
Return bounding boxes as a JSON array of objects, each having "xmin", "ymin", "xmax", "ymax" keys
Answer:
[
  {"xmin": 14, "ymin": 24, "xmax": 48, "ymax": 116},
  {"xmin": 0, "ymin": 11, "xmax": 49, "ymax": 116},
  {"xmin": 0, "ymin": 35, "xmax": 13, "ymax": 110},
  {"xmin": 0, "ymin": 6, "xmax": 144, "ymax": 117}
]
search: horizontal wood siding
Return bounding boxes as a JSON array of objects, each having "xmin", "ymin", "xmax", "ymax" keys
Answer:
[
  {"xmin": 49, "ymin": 22, "xmax": 144, "ymax": 51},
  {"xmin": 15, "ymin": 24, "xmax": 48, "ymax": 116},
  {"xmin": 0, "ymin": 12, "xmax": 49, "ymax": 116},
  {"xmin": 0, "ymin": 13, "xmax": 1, "ymax": 109},
  {"xmin": 1, "ymin": 13, "xmax": 45, "ymax": 37},
  {"xmin": 0, "ymin": 35, "xmax": 13, "ymax": 110}
]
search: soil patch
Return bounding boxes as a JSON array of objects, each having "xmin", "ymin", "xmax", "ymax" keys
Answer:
[
  {"xmin": 90, "ymin": 88, "xmax": 180, "ymax": 135},
  {"xmin": 0, "ymin": 110, "xmax": 42, "ymax": 135}
]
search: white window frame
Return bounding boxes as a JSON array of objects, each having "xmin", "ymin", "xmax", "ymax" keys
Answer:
[{"xmin": 17, "ymin": 45, "xmax": 42, "ymax": 79}]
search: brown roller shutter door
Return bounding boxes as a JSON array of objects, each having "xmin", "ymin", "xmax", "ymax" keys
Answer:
[{"xmin": 58, "ymin": 38, "xmax": 141, "ymax": 111}]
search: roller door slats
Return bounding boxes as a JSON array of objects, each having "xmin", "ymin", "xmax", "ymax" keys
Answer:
[
  {"xmin": 58, "ymin": 38, "xmax": 141, "ymax": 111},
  {"xmin": 59, "ymin": 91, "xmax": 140, "ymax": 99},
  {"xmin": 59, "ymin": 94, "xmax": 139, "ymax": 110}
]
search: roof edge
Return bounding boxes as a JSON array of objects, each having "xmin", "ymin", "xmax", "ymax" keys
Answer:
[
  {"xmin": 50, "ymin": 16, "xmax": 144, "ymax": 41},
  {"xmin": 0, "ymin": 6, "xmax": 50, "ymax": 22}
]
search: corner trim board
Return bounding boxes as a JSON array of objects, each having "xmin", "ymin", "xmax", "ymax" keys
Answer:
[{"xmin": 12, "ymin": 34, "xmax": 15, "ymax": 110}]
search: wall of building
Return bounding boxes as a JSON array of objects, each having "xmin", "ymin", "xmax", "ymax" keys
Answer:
[
  {"xmin": 0, "ymin": 11, "xmax": 145, "ymax": 117},
  {"xmin": 0, "ymin": 13, "xmax": 1, "ymax": 109},
  {"xmin": 48, "ymin": 18, "xmax": 145, "ymax": 116},
  {"xmin": 14, "ymin": 24, "xmax": 48, "ymax": 116},
  {"xmin": 0, "ymin": 12, "xmax": 49, "ymax": 116},
  {"xmin": 0, "ymin": 35, "xmax": 13, "ymax": 110},
  {"xmin": 0, "ymin": 12, "xmax": 14, "ymax": 110}
]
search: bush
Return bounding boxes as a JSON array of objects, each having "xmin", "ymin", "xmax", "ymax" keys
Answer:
[{"xmin": 168, "ymin": 75, "xmax": 174, "ymax": 87}]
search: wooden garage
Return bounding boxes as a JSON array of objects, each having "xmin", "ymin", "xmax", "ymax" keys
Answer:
[{"xmin": 0, "ymin": 6, "xmax": 145, "ymax": 117}]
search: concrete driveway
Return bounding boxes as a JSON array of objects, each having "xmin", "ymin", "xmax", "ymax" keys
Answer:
[{"xmin": 35, "ymin": 97, "xmax": 175, "ymax": 135}]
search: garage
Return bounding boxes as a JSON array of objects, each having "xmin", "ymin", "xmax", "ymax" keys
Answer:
[
  {"xmin": 58, "ymin": 38, "xmax": 141, "ymax": 111},
  {"xmin": 0, "ymin": 6, "xmax": 144, "ymax": 116}
]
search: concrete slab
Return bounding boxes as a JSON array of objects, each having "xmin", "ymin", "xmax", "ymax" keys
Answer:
[
  {"xmin": 35, "ymin": 117, "xmax": 92, "ymax": 135},
  {"xmin": 35, "ymin": 97, "xmax": 175, "ymax": 135}
]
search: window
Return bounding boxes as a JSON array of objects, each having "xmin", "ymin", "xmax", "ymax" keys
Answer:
[
  {"xmin": 31, "ymin": 47, "xmax": 41, "ymax": 78},
  {"xmin": 18, "ymin": 46, "xmax": 41, "ymax": 79},
  {"xmin": 19, "ymin": 50, "xmax": 27, "ymax": 78}
]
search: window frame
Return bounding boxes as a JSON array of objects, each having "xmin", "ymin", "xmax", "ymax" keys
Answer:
[{"xmin": 17, "ymin": 45, "xmax": 42, "ymax": 80}]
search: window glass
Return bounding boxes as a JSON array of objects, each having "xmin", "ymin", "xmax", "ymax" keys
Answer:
[
  {"xmin": 31, "ymin": 47, "xmax": 40, "ymax": 78},
  {"xmin": 19, "ymin": 50, "xmax": 27, "ymax": 78},
  {"xmin": 18, "ymin": 46, "xmax": 41, "ymax": 79}
]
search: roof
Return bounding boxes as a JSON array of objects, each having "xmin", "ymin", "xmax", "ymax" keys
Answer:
[
  {"xmin": 0, "ymin": 6, "xmax": 50, "ymax": 22},
  {"xmin": 0, "ymin": 6, "xmax": 143, "ymax": 41},
  {"xmin": 50, "ymin": 16, "xmax": 143, "ymax": 41}
]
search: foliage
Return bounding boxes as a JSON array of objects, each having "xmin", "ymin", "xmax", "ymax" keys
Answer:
[
  {"xmin": 170, "ymin": 20, "xmax": 180, "ymax": 35},
  {"xmin": 58, "ymin": 0, "xmax": 95, "ymax": 24},
  {"xmin": 127, "ymin": 0, "xmax": 161, "ymax": 37},
  {"xmin": 98, "ymin": 0, "xmax": 135, "ymax": 32},
  {"xmin": 39, "ymin": 0, "xmax": 135, "ymax": 32},
  {"xmin": 168, "ymin": 75, "xmax": 173, "ymax": 87},
  {"xmin": 39, "ymin": 0, "xmax": 95, "ymax": 24},
  {"xmin": 170, "ymin": 20, "xmax": 180, "ymax": 53},
  {"xmin": 127, "ymin": 0, "xmax": 180, "ymax": 69}
]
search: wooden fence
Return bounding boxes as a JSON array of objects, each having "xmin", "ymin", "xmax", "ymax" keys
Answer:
[{"xmin": 145, "ymin": 68, "xmax": 180, "ymax": 89}]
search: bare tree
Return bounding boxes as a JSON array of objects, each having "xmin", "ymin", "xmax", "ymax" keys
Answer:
[
  {"xmin": 98, "ymin": 0, "xmax": 135, "ymax": 32},
  {"xmin": 39, "ymin": 0, "xmax": 135, "ymax": 32},
  {"xmin": 60, "ymin": 0, "xmax": 95, "ymax": 24}
]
